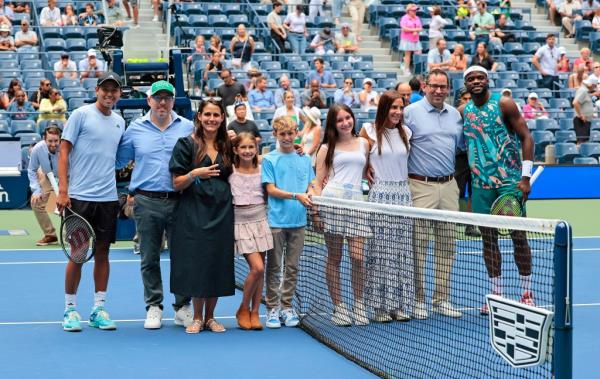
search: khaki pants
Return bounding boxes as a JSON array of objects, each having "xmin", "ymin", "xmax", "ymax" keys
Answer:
[
  {"xmin": 348, "ymin": 0, "xmax": 366, "ymax": 37},
  {"xmin": 265, "ymin": 227, "xmax": 305, "ymax": 310},
  {"xmin": 409, "ymin": 178, "xmax": 459, "ymax": 305},
  {"xmin": 562, "ymin": 15, "xmax": 582, "ymax": 36},
  {"xmin": 32, "ymin": 171, "xmax": 56, "ymax": 237}
]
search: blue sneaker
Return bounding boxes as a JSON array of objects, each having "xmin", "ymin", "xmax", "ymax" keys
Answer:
[
  {"xmin": 62, "ymin": 307, "xmax": 82, "ymax": 332},
  {"xmin": 265, "ymin": 308, "xmax": 281, "ymax": 329},
  {"xmin": 281, "ymin": 308, "xmax": 300, "ymax": 327},
  {"xmin": 89, "ymin": 306, "xmax": 117, "ymax": 330}
]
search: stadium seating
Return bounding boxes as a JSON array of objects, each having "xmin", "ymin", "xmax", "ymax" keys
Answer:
[{"xmin": 554, "ymin": 143, "xmax": 580, "ymax": 163}]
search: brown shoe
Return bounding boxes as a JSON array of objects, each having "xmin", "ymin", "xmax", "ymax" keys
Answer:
[
  {"xmin": 36, "ymin": 235, "xmax": 58, "ymax": 246},
  {"xmin": 250, "ymin": 311, "xmax": 263, "ymax": 330},
  {"xmin": 236, "ymin": 307, "xmax": 252, "ymax": 330}
]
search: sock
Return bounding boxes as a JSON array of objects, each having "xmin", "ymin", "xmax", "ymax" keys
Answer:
[
  {"xmin": 93, "ymin": 291, "xmax": 106, "ymax": 308},
  {"xmin": 65, "ymin": 294, "xmax": 77, "ymax": 310},
  {"xmin": 491, "ymin": 276, "xmax": 502, "ymax": 295},
  {"xmin": 520, "ymin": 275, "xmax": 532, "ymax": 293}
]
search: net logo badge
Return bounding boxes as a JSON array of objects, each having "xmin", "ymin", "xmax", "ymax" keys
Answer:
[{"xmin": 486, "ymin": 294, "xmax": 554, "ymax": 368}]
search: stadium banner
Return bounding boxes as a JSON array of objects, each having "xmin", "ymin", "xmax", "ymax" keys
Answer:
[
  {"xmin": 0, "ymin": 171, "xmax": 29, "ymax": 209},
  {"xmin": 530, "ymin": 165, "xmax": 600, "ymax": 199}
]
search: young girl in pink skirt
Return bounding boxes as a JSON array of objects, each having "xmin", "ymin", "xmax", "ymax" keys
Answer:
[{"xmin": 230, "ymin": 132, "xmax": 274, "ymax": 330}]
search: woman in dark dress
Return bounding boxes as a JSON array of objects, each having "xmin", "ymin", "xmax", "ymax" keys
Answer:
[{"xmin": 169, "ymin": 99, "xmax": 235, "ymax": 334}]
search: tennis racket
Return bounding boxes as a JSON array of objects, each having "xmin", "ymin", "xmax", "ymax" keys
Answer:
[
  {"xmin": 490, "ymin": 166, "xmax": 544, "ymax": 235},
  {"xmin": 47, "ymin": 172, "xmax": 96, "ymax": 264}
]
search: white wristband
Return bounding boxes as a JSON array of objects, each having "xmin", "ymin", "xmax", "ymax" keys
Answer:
[{"xmin": 521, "ymin": 160, "xmax": 533, "ymax": 177}]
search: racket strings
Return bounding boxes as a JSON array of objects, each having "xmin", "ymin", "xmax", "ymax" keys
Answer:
[
  {"xmin": 62, "ymin": 215, "xmax": 94, "ymax": 263},
  {"xmin": 491, "ymin": 196, "xmax": 522, "ymax": 217}
]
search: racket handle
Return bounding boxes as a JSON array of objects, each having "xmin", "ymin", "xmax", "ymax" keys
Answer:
[
  {"xmin": 530, "ymin": 165, "xmax": 544, "ymax": 185},
  {"xmin": 47, "ymin": 172, "xmax": 60, "ymax": 195}
]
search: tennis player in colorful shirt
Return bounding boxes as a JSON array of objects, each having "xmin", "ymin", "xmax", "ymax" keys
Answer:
[{"xmin": 460, "ymin": 66, "xmax": 536, "ymax": 314}]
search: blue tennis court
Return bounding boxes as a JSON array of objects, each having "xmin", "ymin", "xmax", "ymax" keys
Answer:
[{"xmin": 0, "ymin": 237, "xmax": 598, "ymax": 378}]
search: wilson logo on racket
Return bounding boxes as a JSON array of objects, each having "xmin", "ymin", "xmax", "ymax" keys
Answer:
[{"xmin": 486, "ymin": 294, "xmax": 553, "ymax": 368}]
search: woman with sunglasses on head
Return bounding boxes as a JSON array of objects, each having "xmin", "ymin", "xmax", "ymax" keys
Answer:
[
  {"xmin": 360, "ymin": 91, "xmax": 414, "ymax": 323},
  {"xmin": 169, "ymin": 99, "xmax": 235, "ymax": 334}
]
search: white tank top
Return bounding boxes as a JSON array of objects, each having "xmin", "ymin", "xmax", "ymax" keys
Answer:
[
  {"xmin": 363, "ymin": 123, "xmax": 411, "ymax": 181},
  {"xmin": 325, "ymin": 138, "xmax": 367, "ymax": 188},
  {"xmin": 301, "ymin": 127, "xmax": 318, "ymax": 165}
]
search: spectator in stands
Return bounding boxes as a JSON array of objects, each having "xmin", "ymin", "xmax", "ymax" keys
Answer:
[
  {"xmin": 499, "ymin": 0, "xmax": 512, "ymax": 18},
  {"xmin": 208, "ymin": 34, "xmax": 226, "ymax": 56},
  {"xmin": 12, "ymin": 1, "xmax": 30, "ymax": 16},
  {"xmin": 573, "ymin": 76, "xmax": 597, "ymax": 143},
  {"xmin": 587, "ymin": 60, "xmax": 600, "ymax": 81},
  {"xmin": 573, "ymin": 47, "xmax": 593, "ymax": 72},
  {"xmin": 15, "ymin": 19, "xmax": 37, "ymax": 52},
  {"xmin": 5, "ymin": 79, "xmax": 22, "ymax": 105},
  {"xmin": 29, "ymin": 79, "xmax": 52, "ymax": 110},
  {"xmin": 62, "ymin": 3, "xmax": 78, "ymax": 26},
  {"xmin": 501, "ymin": 88, "xmax": 522, "ymax": 112},
  {"xmin": 302, "ymin": 79, "xmax": 327, "ymax": 108},
  {"xmin": 0, "ymin": 23, "xmax": 15, "ymax": 51},
  {"xmin": 547, "ymin": 0, "xmax": 561, "ymax": 26},
  {"xmin": 348, "ymin": 0, "xmax": 366, "ymax": 42},
  {"xmin": 309, "ymin": 0, "xmax": 325, "ymax": 21},
  {"xmin": 334, "ymin": 78, "xmax": 359, "ymax": 107},
  {"xmin": 103, "ymin": 0, "xmax": 125, "ymax": 27},
  {"xmin": 399, "ymin": 3, "xmax": 423, "ymax": 75},
  {"xmin": 532, "ymin": 34, "xmax": 560, "ymax": 90},
  {"xmin": 358, "ymin": 78, "xmax": 379, "ymax": 111},
  {"xmin": 187, "ymin": 35, "xmax": 207, "ymax": 63},
  {"xmin": 38, "ymin": 88, "xmax": 67, "ymax": 124},
  {"xmin": 230, "ymin": 24, "xmax": 255, "ymax": 71},
  {"xmin": 244, "ymin": 67, "xmax": 262, "ymax": 92},
  {"xmin": 591, "ymin": 6, "xmax": 600, "ymax": 29},
  {"xmin": 203, "ymin": 51, "xmax": 224, "ymax": 83},
  {"xmin": 273, "ymin": 90, "xmax": 303, "ymax": 124},
  {"xmin": 274, "ymin": 75, "xmax": 300, "ymax": 108},
  {"xmin": 79, "ymin": 49, "xmax": 106, "ymax": 79},
  {"xmin": 268, "ymin": 1, "xmax": 287, "ymax": 54},
  {"xmin": 454, "ymin": 87, "xmax": 471, "ymax": 108},
  {"xmin": 335, "ymin": 23, "xmax": 359, "ymax": 54},
  {"xmin": 395, "ymin": 81, "xmax": 412, "ymax": 105},
  {"xmin": 122, "ymin": 0, "xmax": 139, "ymax": 28},
  {"xmin": 470, "ymin": 1, "xmax": 495, "ymax": 54},
  {"xmin": 448, "ymin": 43, "xmax": 469, "ymax": 71},
  {"xmin": 557, "ymin": 47, "xmax": 571, "ymax": 72},
  {"xmin": 489, "ymin": 14, "xmax": 516, "ymax": 53},
  {"xmin": 299, "ymin": 106, "xmax": 321, "ymax": 166},
  {"xmin": 569, "ymin": 62, "xmax": 589, "ymax": 88},
  {"xmin": 217, "ymin": 69, "xmax": 247, "ymax": 109},
  {"xmin": 306, "ymin": 57, "xmax": 337, "ymax": 88},
  {"xmin": 522, "ymin": 92, "xmax": 549, "ymax": 120},
  {"xmin": 7, "ymin": 89, "xmax": 35, "ymax": 120},
  {"xmin": 227, "ymin": 102, "xmax": 261, "ymax": 144},
  {"xmin": 456, "ymin": 0, "xmax": 471, "ymax": 21},
  {"xmin": 0, "ymin": 0, "xmax": 14, "ymax": 24},
  {"xmin": 409, "ymin": 76, "xmax": 424, "ymax": 103},
  {"xmin": 560, "ymin": 0, "xmax": 582, "ymax": 38},
  {"xmin": 40, "ymin": 0, "xmax": 61, "ymax": 26},
  {"xmin": 54, "ymin": 53, "xmax": 78, "ymax": 80},
  {"xmin": 427, "ymin": 39, "xmax": 452, "ymax": 72},
  {"xmin": 581, "ymin": 0, "xmax": 600, "ymax": 21},
  {"xmin": 428, "ymin": 6, "xmax": 450, "ymax": 48},
  {"xmin": 151, "ymin": 0, "xmax": 160, "ymax": 22},
  {"xmin": 470, "ymin": 42, "xmax": 498, "ymax": 71},
  {"xmin": 310, "ymin": 27, "xmax": 337, "ymax": 55},
  {"xmin": 284, "ymin": 5, "xmax": 308, "ymax": 55},
  {"xmin": 79, "ymin": 2, "xmax": 99, "ymax": 26},
  {"xmin": 249, "ymin": 76, "xmax": 276, "ymax": 112}
]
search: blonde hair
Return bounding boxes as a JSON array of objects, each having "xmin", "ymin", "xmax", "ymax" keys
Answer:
[{"xmin": 272, "ymin": 116, "xmax": 298, "ymax": 133}]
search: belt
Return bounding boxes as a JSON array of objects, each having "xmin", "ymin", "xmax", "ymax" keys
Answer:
[
  {"xmin": 408, "ymin": 174, "xmax": 454, "ymax": 183},
  {"xmin": 135, "ymin": 189, "xmax": 180, "ymax": 199}
]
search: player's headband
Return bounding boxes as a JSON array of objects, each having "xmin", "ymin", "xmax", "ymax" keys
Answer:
[{"xmin": 463, "ymin": 66, "xmax": 488, "ymax": 80}]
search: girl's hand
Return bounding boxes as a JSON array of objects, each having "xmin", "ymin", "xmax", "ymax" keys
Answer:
[
  {"xmin": 190, "ymin": 164, "xmax": 220, "ymax": 179},
  {"xmin": 296, "ymin": 192, "xmax": 313, "ymax": 207}
]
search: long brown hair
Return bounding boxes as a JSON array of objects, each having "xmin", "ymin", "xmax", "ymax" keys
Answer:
[
  {"xmin": 192, "ymin": 99, "xmax": 232, "ymax": 167},
  {"xmin": 321, "ymin": 104, "xmax": 357, "ymax": 174},
  {"xmin": 374, "ymin": 91, "xmax": 409, "ymax": 155},
  {"xmin": 232, "ymin": 132, "xmax": 258, "ymax": 168}
]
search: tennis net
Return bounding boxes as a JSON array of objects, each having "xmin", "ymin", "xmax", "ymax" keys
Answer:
[{"xmin": 234, "ymin": 196, "xmax": 572, "ymax": 379}]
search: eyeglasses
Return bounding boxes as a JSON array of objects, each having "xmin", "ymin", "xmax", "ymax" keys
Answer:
[
  {"xmin": 151, "ymin": 95, "xmax": 174, "ymax": 103},
  {"xmin": 427, "ymin": 84, "xmax": 449, "ymax": 91}
]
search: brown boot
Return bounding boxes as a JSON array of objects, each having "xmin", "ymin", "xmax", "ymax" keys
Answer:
[
  {"xmin": 250, "ymin": 311, "xmax": 263, "ymax": 330},
  {"xmin": 236, "ymin": 307, "xmax": 251, "ymax": 330}
]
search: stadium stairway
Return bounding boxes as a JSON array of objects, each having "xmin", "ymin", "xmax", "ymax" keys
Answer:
[
  {"xmin": 515, "ymin": 0, "xmax": 581, "ymax": 57},
  {"xmin": 122, "ymin": 4, "xmax": 168, "ymax": 61}
]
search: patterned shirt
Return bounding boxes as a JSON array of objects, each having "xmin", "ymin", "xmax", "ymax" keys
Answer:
[{"xmin": 463, "ymin": 93, "xmax": 522, "ymax": 189}]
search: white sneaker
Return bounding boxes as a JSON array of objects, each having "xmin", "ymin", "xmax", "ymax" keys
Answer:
[
  {"xmin": 152, "ymin": 16, "xmax": 158, "ymax": 22},
  {"xmin": 174, "ymin": 304, "xmax": 193, "ymax": 327},
  {"xmin": 392, "ymin": 309, "xmax": 411, "ymax": 322},
  {"xmin": 331, "ymin": 303, "xmax": 352, "ymax": 326},
  {"xmin": 412, "ymin": 302, "xmax": 428, "ymax": 320},
  {"xmin": 403, "ymin": 68, "xmax": 412, "ymax": 76},
  {"xmin": 432, "ymin": 301, "xmax": 462, "ymax": 318},
  {"xmin": 144, "ymin": 305, "xmax": 162, "ymax": 329},
  {"xmin": 372, "ymin": 308, "xmax": 393, "ymax": 323},
  {"xmin": 353, "ymin": 300, "xmax": 369, "ymax": 326}
]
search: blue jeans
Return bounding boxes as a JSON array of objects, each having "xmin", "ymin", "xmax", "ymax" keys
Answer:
[
  {"xmin": 288, "ymin": 32, "xmax": 307, "ymax": 55},
  {"xmin": 332, "ymin": 0, "xmax": 343, "ymax": 18},
  {"xmin": 540, "ymin": 74, "xmax": 559, "ymax": 91}
]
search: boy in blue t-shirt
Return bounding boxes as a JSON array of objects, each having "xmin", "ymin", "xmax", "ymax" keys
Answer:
[{"xmin": 262, "ymin": 116, "xmax": 315, "ymax": 329}]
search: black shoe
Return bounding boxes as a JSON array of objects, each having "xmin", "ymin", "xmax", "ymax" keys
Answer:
[{"xmin": 465, "ymin": 225, "xmax": 482, "ymax": 238}]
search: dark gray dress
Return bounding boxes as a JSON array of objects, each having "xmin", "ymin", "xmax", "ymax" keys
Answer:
[{"xmin": 169, "ymin": 136, "xmax": 235, "ymax": 298}]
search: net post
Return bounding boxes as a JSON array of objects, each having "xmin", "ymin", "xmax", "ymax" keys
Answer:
[{"xmin": 553, "ymin": 221, "xmax": 573, "ymax": 379}]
